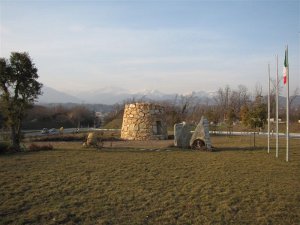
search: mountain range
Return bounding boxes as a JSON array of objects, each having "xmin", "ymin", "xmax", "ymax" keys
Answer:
[
  {"xmin": 38, "ymin": 86, "xmax": 81, "ymax": 103},
  {"xmin": 38, "ymin": 86, "xmax": 300, "ymax": 108},
  {"xmin": 38, "ymin": 86, "xmax": 212, "ymax": 105}
]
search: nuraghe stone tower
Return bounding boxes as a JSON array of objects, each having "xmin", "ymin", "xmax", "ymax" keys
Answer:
[{"xmin": 121, "ymin": 103, "xmax": 168, "ymax": 140}]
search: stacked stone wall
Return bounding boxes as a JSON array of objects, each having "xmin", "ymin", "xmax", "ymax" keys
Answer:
[{"xmin": 121, "ymin": 103, "xmax": 168, "ymax": 140}]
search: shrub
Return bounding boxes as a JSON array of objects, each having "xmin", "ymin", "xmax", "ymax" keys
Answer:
[
  {"xmin": 0, "ymin": 142, "xmax": 10, "ymax": 153},
  {"xmin": 28, "ymin": 143, "xmax": 53, "ymax": 152},
  {"xmin": 30, "ymin": 133, "xmax": 86, "ymax": 142}
]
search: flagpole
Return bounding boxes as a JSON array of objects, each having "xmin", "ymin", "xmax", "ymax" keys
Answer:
[
  {"xmin": 268, "ymin": 63, "xmax": 270, "ymax": 154},
  {"xmin": 276, "ymin": 55, "xmax": 279, "ymax": 158},
  {"xmin": 286, "ymin": 46, "xmax": 289, "ymax": 162}
]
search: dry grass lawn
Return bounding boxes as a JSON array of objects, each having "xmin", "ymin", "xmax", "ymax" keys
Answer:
[{"xmin": 0, "ymin": 135, "xmax": 299, "ymax": 225}]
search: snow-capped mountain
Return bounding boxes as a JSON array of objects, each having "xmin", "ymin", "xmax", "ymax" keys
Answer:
[
  {"xmin": 37, "ymin": 86, "xmax": 300, "ymax": 107},
  {"xmin": 131, "ymin": 89, "xmax": 177, "ymax": 101},
  {"xmin": 38, "ymin": 86, "xmax": 214, "ymax": 104},
  {"xmin": 72, "ymin": 86, "xmax": 132, "ymax": 104}
]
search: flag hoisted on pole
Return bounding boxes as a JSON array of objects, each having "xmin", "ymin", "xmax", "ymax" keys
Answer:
[
  {"xmin": 283, "ymin": 48, "xmax": 288, "ymax": 85},
  {"xmin": 268, "ymin": 63, "xmax": 270, "ymax": 154},
  {"xmin": 284, "ymin": 46, "xmax": 289, "ymax": 162},
  {"xmin": 276, "ymin": 55, "xmax": 279, "ymax": 158}
]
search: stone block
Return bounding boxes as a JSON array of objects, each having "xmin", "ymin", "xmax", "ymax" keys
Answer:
[{"xmin": 174, "ymin": 122, "xmax": 193, "ymax": 148}]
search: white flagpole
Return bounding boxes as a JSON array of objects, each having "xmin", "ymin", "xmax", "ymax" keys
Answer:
[
  {"xmin": 276, "ymin": 55, "xmax": 279, "ymax": 158},
  {"xmin": 286, "ymin": 46, "xmax": 289, "ymax": 162},
  {"xmin": 268, "ymin": 63, "xmax": 270, "ymax": 154}
]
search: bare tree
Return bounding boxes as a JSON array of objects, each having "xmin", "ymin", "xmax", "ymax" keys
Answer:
[
  {"xmin": 213, "ymin": 85, "xmax": 231, "ymax": 121},
  {"xmin": 289, "ymin": 87, "xmax": 300, "ymax": 107},
  {"xmin": 68, "ymin": 106, "xmax": 94, "ymax": 128},
  {"xmin": 254, "ymin": 82, "xmax": 263, "ymax": 99}
]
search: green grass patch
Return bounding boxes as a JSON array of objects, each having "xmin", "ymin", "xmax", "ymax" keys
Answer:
[
  {"xmin": 0, "ymin": 136, "xmax": 299, "ymax": 224},
  {"xmin": 103, "ymin": 118, "xmax": 123, "ymax": 129}
]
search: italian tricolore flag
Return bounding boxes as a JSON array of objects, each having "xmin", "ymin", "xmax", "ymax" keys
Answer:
[{"xmin": 283, "ymin": 48, "xmax": 288, "ymax": 85}]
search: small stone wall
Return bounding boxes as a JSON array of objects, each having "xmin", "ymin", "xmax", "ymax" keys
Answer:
[{"xmin": 121, "ymin": 103, "xmax": 168, "ymax": 140}]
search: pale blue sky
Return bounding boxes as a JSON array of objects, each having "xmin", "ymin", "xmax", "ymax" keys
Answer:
[{"xmin": 0, "ymin": 0, "xmax": 299, "ymax": 95}]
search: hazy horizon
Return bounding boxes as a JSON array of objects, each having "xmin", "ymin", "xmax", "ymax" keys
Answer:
[{"xmin": 1, "ymin": 0, "xmax": 299, "ymax": 95}]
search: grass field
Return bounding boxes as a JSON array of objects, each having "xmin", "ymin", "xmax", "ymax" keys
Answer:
[{"xmin": 0, "ymin": 136, "xmax": 299, "ymax": 225}]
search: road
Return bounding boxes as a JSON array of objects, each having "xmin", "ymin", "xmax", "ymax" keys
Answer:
[
  {"xmin": 22, "ymin": 128, "xmax": 300, "ymax": 139},
  {"xmin": 22, "ymin": 128, "xmax": 121, "ymax": 137}
]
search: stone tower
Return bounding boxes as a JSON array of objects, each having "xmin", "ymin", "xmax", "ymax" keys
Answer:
[{"xmin": 121, "ymin": 103, "xmax": 168, "ymax": 140}]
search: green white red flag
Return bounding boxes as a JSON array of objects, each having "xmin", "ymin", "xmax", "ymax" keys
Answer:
[{"xmin": 283, "ymin": 48, "xmax": 288, "ymax": 84}]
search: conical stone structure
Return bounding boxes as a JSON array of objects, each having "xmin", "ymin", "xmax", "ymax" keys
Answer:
[
  {"xmin": 121, "ymin": 103, "xmax": 168, "ymax": 140},
  {"xmin": 190, "ymin": 116, "xmax": 212, "ymax": 150}
]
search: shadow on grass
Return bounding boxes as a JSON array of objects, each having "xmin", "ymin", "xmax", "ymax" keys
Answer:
[
  {"xmin": 214, "ymin": 146, "xmax": 265, "ymax": 152},
  {"xmin": 93, "ymin": 145, "xmax": 267, "ymax": 153},
  {"xmin": 67, "ymin": 144, "xmax": 267, "ymax": 153},
  {"xmin": 99, "ymin": 147, "xmax": 178, "ymax": 153}
]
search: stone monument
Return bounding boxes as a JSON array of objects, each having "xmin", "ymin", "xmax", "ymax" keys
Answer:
[
  {"xmin": 190, "ymin": 116, "xmax": 212, "ymax": 150},
  {"xmin": 121, "ymin": 103, "xmax": 168, "ymax": 140},
  {"xmin": 174, "ymin": 122, "xmax": 193, "ymax": 148}
]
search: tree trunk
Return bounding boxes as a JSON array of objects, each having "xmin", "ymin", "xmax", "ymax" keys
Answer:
[
  {"xmin": 10, "ymin": 112, "xmax": 23, "ymax": 151},
  {"xmin": 10, "ymin": 126, "xmax": 20, "ymax": 151}
]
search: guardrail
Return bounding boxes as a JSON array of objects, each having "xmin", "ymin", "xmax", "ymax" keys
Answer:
[{"xmin": 19, "ymin": 128, "xmax": 300, "ymax": 139}]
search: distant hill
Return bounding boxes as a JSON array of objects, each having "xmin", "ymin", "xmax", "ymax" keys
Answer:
[
  {"xmin": 38, "ymin": 86, "xmax": 185, "ymax": 104},
  {"xmin": 279, "ymin": 95, "xmax": 300, "ymax": 108},
  {"xmin": 37, "ymin": 85, "xmax": 300, "ymax": 108},
  {"xmin": 290, "ymin": 95, "xmax": 300, "ymax": 107},
  {"xmin": 40, "ymin": 102, "xmax": 114, "ymax": 113},
  {"xmin": 38, "ymin": 86, "xmax": 82, "ymax": 103},
  {"xmin": 71, "ymin": 87, "xmax": 215, "ymax": 104}
]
